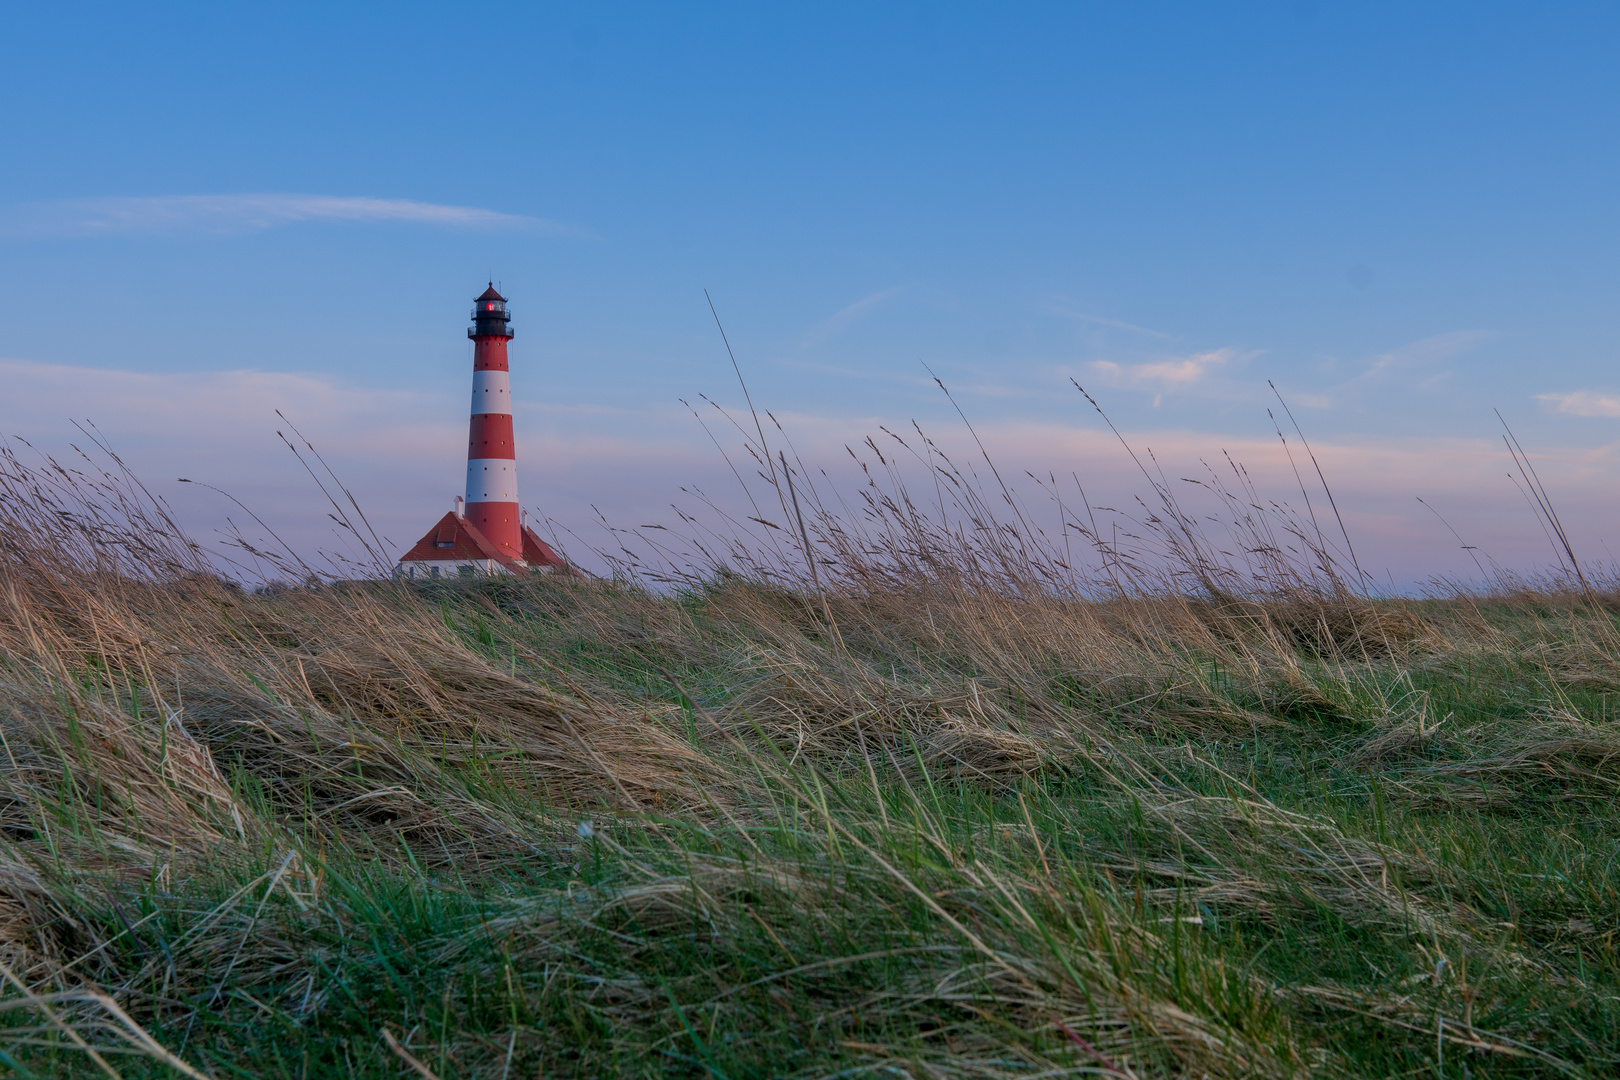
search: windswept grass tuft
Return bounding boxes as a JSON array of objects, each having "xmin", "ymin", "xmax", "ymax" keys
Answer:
[{"xmin": 0, "ymin": 431, "xmax": 1615, "ymax": 1077}]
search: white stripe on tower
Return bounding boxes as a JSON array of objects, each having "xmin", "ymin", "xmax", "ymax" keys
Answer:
[
  {"xmin": 470, "ymin": 369, "xmax": 512, "ymax": 415},
  {"xmin": 465, "ymin": 459, "xmax": 519, "ymax": 502}
]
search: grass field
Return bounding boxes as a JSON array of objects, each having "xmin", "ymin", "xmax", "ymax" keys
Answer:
[{"xmin": 0, "ymin": 425, "xmax": 1616, "ymax": 1078}]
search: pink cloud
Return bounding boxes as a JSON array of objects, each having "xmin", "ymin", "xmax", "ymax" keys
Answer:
[
  {"xmin": 2, "ymin": 359, "xmax": 1614, "ymax": 586},
  {"xmin": 1537, "ymin": 390, "xmax": 1620, "ymax": 418}
]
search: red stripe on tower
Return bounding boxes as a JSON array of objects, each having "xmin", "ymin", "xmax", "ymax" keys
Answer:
[
  {"xmin": 467, "ymin": 413, "xmax": 515, "ymax": 457},
  {"xmin": 464, "ymin": 284, "xmax": 521, "ymax": 560}
]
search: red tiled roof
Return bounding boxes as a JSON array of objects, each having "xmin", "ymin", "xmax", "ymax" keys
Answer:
[
  {"xmin": 398, "ymin": 513, "xmax": 578, "ymax": 576},
  {"xmin": 398, "ymin": 512, "xmax": 524, "ymax": 571},
  {"xmin": 521, "ymin": 525, "xmax": 573, "ymax": 572}
]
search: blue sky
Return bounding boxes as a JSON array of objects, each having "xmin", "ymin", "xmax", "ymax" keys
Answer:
[{"xmin": 2, "ymin": 2, "xmax": 1618, "ymax": 582}]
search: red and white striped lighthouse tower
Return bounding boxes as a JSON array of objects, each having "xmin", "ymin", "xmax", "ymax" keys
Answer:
[
  {"xmin": 396, "ymin": 286, "xmax": 570, "ymax": 579},
  {"xmin": 465, "ymin": 284, "xmax": 521, "ymax": 559}
]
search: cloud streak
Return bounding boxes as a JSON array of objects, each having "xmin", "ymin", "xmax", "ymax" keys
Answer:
[
  {"xmin": 801, "ymin": 286, "xmax": 906, "ymax": 347},
  {"xmin": 1090, "ymin": 347, "xmax": 1244, "ymax": 394},
  {"xmin": 1537, "ymin": 390, "xmax": 1620, "ymax": 418},
  {"xmin": 1332, "ymin": 330, "xmax": 1491, "ymax": 393},
  {"xmin": 1, "ymin": 194, "xmax": 582, "ymax": 238},
  {"xmin": 1049, "ymin": 307, "xmax": 1172, "ymax": 339}
]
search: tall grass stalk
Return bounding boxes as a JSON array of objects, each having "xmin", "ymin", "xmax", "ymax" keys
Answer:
[{"xmin": 0, "ymin": 423, "xmax": 1613, "ymax": 1077}]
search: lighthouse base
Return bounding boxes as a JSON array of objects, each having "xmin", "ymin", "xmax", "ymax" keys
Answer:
[
  {"xmin": 395, "ymin": 558, "xmax": 527, "ymax": 581},
  {"xmin": 395, "ymin": 510, "xmax": 573, "ymax": 579}
]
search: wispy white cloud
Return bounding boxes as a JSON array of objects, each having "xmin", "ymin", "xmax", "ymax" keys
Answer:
[
  {"xmin": 1268, "ymin": 330, "xmax": 1493, "ymax": 411},
  {"xmin": 0, "ymin": 194, "xmax": 583, "ymax": 238},
  {"xmin": 1090, "ymin": 347, "xmax": 1244, "ymax": 393},
  {"xmin": 1337, "ymin": 330, "xmax": 1491, "ymax": 388},
  {"xmin": 801, "ymin": 286, "xmax": 906, "ymax": 346},
  {"xmin": 1536, "ymin": 390, "xmax": 1620, "ymax": 417},
  {"xmin": 1048, "ymin": 307, "xmax": 1172, "ymax": 339}
]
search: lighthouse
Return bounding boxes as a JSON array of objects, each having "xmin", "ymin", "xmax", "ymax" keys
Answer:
[
  {"xmin": 396, "ymin": 286, "xmax": 570, "ymax": 579},
  {"xmin": 464, "ymin": 284, "xmax": 521, "ymax": 558}
]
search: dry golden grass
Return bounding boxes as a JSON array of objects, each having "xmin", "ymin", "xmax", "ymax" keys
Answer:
[{"xmin": 0, "ymin": 430, "xmax": 1613, "ymax": 1077}]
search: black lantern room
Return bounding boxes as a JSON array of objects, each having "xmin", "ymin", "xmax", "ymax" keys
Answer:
[{"xmin": 469, "ymin": 284, "xmax": 514, "ymax": 339}]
